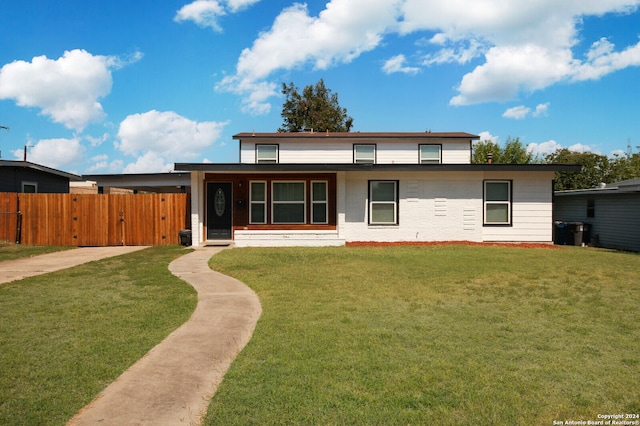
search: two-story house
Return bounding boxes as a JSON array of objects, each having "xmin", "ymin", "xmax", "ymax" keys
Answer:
[{"xmin": 175, "ymin": 131, "xmax": 580, "ymax": 247}]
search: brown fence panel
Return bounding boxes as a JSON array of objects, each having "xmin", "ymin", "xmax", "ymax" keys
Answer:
[
  {"xmin": 20, "ymin": 194, "xmax": 75, "ymax": 246},
  {"xmin": 0, "ymin": 193, "xmax": 20, "ymax": 243},
  {"xmin": 12, "ymin": 193, "xmax": 189, "ymax": 246},
  {"xmin": 74, "ymin": 194, "xmax": 110, "ymax": 246}
]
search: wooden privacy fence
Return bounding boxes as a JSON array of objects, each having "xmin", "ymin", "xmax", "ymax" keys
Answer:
[{"xmin": 0, "ymin": 193, "xmax": 190, "ymax": 246}]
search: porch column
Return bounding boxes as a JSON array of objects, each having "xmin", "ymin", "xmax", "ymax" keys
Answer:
[
  {"xmin": 336, "ymin": 171, "xmax": 346, "ymax": 241},
  {"xmin": 190, "ymin": 171, "xmax": 204, "ymax": 246}
]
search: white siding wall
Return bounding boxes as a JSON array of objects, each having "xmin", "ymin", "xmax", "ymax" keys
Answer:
[
  {"xmin": 240, "ymin": 139, "xmax": 472, "ymax": 164},
  {"xmin": 482, "ymin": 172, "xmax": 554, "ymax": 242},
  {"xmin": 342, "ymin": 171, "xmax": 483, "ymax": 242},
  {"xmin": 340, "ymin": 171, "xmax": 554, "ymax": 243}
]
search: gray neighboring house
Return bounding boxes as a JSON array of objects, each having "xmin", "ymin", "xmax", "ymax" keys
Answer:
[
  {"xmin": 0, "ymin": 160, "xmax": 82, "ymax": 193},
  {"xmin": 82, "ymin": 172, "xmax": 191, "ymax": 194},
  {"xmin": 554, "ymin": 178, "xmax": 640, "ymax": 252}
]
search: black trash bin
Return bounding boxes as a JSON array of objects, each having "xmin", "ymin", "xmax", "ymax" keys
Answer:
[
  {"xmin": 553, "ymin": 221, "xmax": 567, "ymax": 245},
  {"xmin": 178, "ymin": 229, "xmax": 192, "ymax": 246},
  {"xmin": 567, "ymin": 222, "xmax": 584, "ymax": 246}
]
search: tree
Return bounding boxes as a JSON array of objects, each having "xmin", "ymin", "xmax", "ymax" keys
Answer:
[
  {"xmin": 279, "ymin": 79, "xmax": 354, "ymax": 133},
  {"xmin": 472, "ymin": 137, "xmax": 533, "ymax": 164},
  {"xmin": 608, "ymin": 153, "xmax": 640, "ymax": 183},
  {"xmin": 545, "ymin": 149, "xmax": 611, "ymax": 191}
]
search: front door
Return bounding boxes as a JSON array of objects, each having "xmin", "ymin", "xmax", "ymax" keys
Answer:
[{"xmin": 206, "ymin": 182, "xmax": 232, "ymax": 240}]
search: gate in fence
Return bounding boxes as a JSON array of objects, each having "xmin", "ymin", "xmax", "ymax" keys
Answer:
[{"xmin": 0, "ymin": 193, "xmax": 190, "ymax": 246}]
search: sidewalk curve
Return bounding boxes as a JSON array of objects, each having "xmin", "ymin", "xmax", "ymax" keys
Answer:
[
  {"xmin": 0, "ymin": 246, "xmax": 148, "ymax": 285},
  {"xmin": 68, "ymin": 247, "xmax": 262, "ymax": 426}
]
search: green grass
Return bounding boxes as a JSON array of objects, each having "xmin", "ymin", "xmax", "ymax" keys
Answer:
[
  {"xmin": 0, "ymin": 245, "xmax": 197, "ymax": 426},
  {"xmin": 205, "ymin": 246, "xmax": 640, "ymax": 425},
  {"xmin": 0, "ymin": 243, "xmax": 74, "ymax": 261}
]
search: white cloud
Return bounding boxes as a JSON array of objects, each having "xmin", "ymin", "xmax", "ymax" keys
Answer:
[
  {"xmin": 568, "ymin": 143, "xmax": 593, "ymax": 153},
  {"xmin": 15, "ymin": 137, "xmax": 85, "ymax": 169},
  {"xmin": 477, "ymin": 131, "xmax": 499, "ymax": 143},
  {"xmin": 571, "ymin": 37, "xmax": 640, "ymax": 81},
  {"xmin": 85, "ymin": 133, "xmax": 110, "ymax": 147},
  {"xmin": 218, "ymin": 0, "xmax": 399, "ymax": 114},
  {"xmin": 174, "ymin": 0, "xmax": 261, "ymax": 31},
  {"xmin": 527, "ymin": 139, "xmax": 563, "ymax": 156},
  {"xmin": 503, "ymin": 102, "xmax": 550, "ymax": 119},
  {"xmin": 502, "ymin": 105, "xmax": 531, "ymax": 120},
  {"xmin": 423, "ymin": 38, "xmax": 487, "ymax": 65},
  {"xmin": 219, "ymin": 0, "xmax": 640, "ymax": 113},
  {"xmin": 226, "ymin": 0, "xmax": 260, "ymax": 12},
  {"xmin": 0, "ymin": 49, "xmax": 139, "ymax": 131},
  {"xmin": 533, "ymin": 102, "xmax": 550, "ymax": 117},
  {"xmin": 123, "ymin": 152, "xmax": 174, "ymax": 174},
  {"xmin": 174, "ymin": 1, "xmax": 226, "ymax": 31},
  {"xmin": 382, "ymin": 54, "xmax": 419, "ymax": 74},
  {"xmin": 116, "ymin": 110, "xmax": 228, "ymax": 172}
]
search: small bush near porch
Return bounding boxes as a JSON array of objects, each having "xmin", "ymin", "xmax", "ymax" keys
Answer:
[{"xmin": 205, "ymin": 245, "xmax": 639, "ymax": 425}]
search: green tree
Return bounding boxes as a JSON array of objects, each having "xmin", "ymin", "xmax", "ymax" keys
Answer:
[
  {"xmin": 545, "ymin": 148, "xmax": 611, "ymax": 191},
  {"xmin": 608, "ymin": 153, "xmax": 640, "ymax": 183},
  {"xmin": 279, "ymin": 79, "xmax": 354, "ymax": 132},
  {"xmin": 472, "ymin": 137, "xmax": 532, "ymax": 164}
]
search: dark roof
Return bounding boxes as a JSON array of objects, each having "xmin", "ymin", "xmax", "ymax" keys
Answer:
[
  {"xmin": 555, "ymin": 178, "xmax": 640, "ymax": 196},
  {"xmin": 82, "ymin": 172, "xmax": 191, "ymax": 193},
  {"xmin": 233, "ymin": 131, "xmax": 479, "ymax": 140},
  {"xmin": 0, "ymin": 160, "xmax": 82, "ymax": 181},
  {"xmin": 175, "ymin": 163, "xmax": 581, "ymax": 173}
]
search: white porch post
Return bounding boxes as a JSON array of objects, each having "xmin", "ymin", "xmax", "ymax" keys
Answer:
[
  {"xmin": 190, "ymin": 171, "xmax": 204, "ymax": 246},
  {"xmin": 336, "ymin": 171, "xmax": 346, "ymax": 242}
]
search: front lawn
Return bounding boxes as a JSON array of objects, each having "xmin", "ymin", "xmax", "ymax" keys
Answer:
[
  {"xmin": 0, "ymin": 243, "xmax": 74, "ymax": 262},
  {"xmin": 0, "ymin": 245, "xmax": 197, "ymax": 426},
  {"xmin": 205, "ymin": 245, "xmax": 640, "ymax": 425}
]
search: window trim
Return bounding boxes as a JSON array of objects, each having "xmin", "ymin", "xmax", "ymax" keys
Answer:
[
  {"xmin": 419, "ymin": 144, "xmax": 442, "ymax": 164},
  {"xmin": 256, "ymin": 144, "xmax": 279, "ymax": 164},
  {"xmin": 21, "ymin": 181, "xmax": 38, "ymax": 193},
  {"xmin": 368, "ymin": 180, "xmax": 399, "ymax": 225},
  {"xmin": 311, "ymin": 180, "xmax": 329, "ymax": 224},
  {"xmin": 354, "ymin": 144, "xmax": 376, "ymax": 164},
  {"xmin": 587, "ymin": 199, "xmax": 595, "ymax": 218},
  {"xmin": 483, "ymin": 180, "xmax": 512, "ymax": 226},
  {"xmin": 249, "ymin": 181, "xmax": 267, "ymax": 224},
  {"xmin": 271, "ymin": 181, "xmax": 306, "ymax": 224}
]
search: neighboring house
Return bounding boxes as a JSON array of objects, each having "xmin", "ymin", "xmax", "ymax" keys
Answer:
[
  {"xmin": 0, "ymin": 160, "xmax": 82, "ymax": 193},
  {"xmin": 554, "ymin": 178, "xmax": 640, "ymax": 252},
  {"xmin": 81, "ymin": 172, "xmax": 191, "ymax": 194},
  {"xmin": 175, "ymin": 131, "xmax": 580, "ymax": 247}
]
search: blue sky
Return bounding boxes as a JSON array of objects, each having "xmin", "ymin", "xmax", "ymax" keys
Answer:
[{"xmin": 1, "ymin": 0, "xmax": 639, "ymax": 174}]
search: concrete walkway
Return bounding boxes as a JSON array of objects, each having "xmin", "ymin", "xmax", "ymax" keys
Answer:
[
  {"xmin": 0, "ymin": 246, "xmax": 148, "ymax": 284},
  {"xmin": 68, "ymin": 247, "xmax": 262, "ymax": 426}
]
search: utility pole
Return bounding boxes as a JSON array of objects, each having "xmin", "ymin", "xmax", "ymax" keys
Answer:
[{"xmin": 0, "ymin": 126, "xmax": 8, "ymax": 159}]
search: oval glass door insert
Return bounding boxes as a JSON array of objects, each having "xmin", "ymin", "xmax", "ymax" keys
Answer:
[{"xmin": 214, "ymin": 188, "xmax": 226, "ymax": 216}]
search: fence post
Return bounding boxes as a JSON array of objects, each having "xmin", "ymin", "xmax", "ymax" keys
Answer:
[{"xmin": 15, "ymin": 212, "xmax": 22, "ymax": 244}]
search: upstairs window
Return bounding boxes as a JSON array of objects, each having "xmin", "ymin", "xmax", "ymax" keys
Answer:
[
  {"xmin": 256, "ymin": 144, "xmax": 278, "ymax": 163},
  {"xmin": 419, "ymin": 144, "xmax": 442, "ymax": 164},
  {"xmin": 354, "ymin": 144, "xmax": 376, "ymax": 164},
  {"xmin": 484, "ymin": 180, "xmax": 511, "ymax": 225}
]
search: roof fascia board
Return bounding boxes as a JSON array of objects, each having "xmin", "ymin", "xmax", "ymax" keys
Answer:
[{"xmin": 174, "ymin": 163, "xmax": 582, "ymax": 173}]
